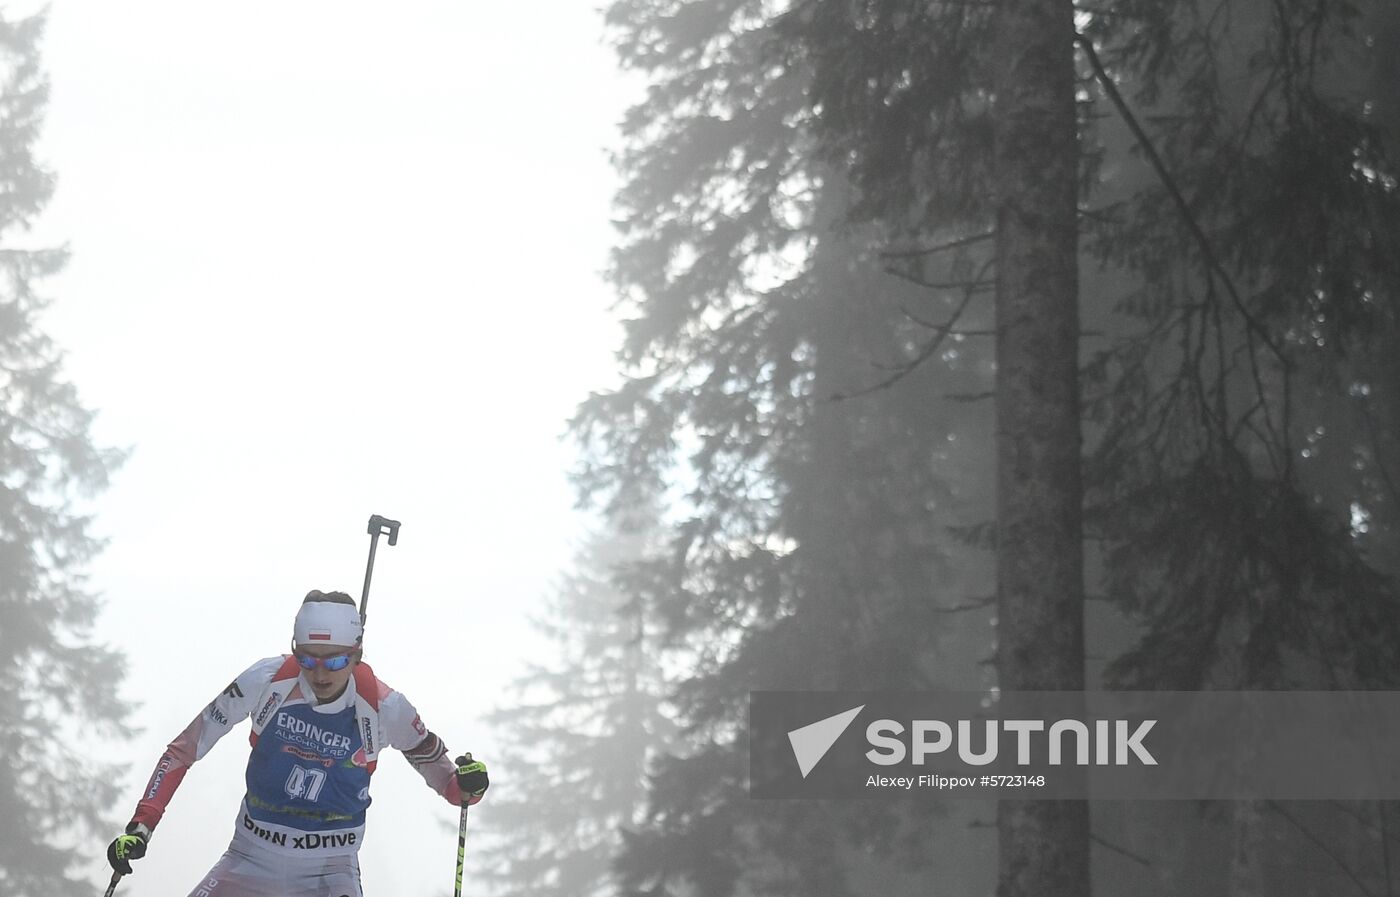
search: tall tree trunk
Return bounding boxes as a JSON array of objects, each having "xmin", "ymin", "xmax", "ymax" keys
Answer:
[{"xmin": 991, "ymin": 0, "xmax": 1090, "ymax": 893}]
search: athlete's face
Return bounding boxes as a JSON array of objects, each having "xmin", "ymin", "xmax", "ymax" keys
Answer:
[{"xmin": 295, "ymin": 643, "xmax": 360, "ymax": 703}]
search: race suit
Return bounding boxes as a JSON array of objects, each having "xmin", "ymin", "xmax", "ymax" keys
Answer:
[{"xmin": 128, "ymin": 655, "xmax": 477, "ymax": 897}]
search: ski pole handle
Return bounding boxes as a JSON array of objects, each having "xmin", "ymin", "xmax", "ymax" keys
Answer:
[{"xmin": 102, "ymin": 871, "xmax": 123, "ymax": 897}]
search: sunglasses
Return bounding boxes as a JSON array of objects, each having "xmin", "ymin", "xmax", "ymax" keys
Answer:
[{"xmin": 294, "ymin": 652, "xmax": 354, "ymax": 671}]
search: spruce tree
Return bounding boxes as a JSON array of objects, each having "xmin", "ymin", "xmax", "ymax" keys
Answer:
[
  {"xmin": 581, "ymin": 4, "xmax": 998, "ymax": 896},
  {"xmin": 989, "ymin": 0, "xmax": 1089, "ymax": 893},
  {"xmin": 481, "ymin": 511, "xmax": 676, "ymax": 897},
  {"xmin": 1075, "ymin": 2, "xmax": 1400, "ymax": 891},
  {"xmin": 587, "ymin": 0, "xmax": 1400, "ymax": 893},
  {"xmin": 0, "ymin": 10, "xmax": 130, "ymax": 897}
]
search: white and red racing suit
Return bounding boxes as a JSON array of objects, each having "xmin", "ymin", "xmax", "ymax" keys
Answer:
[{"xmin": 128, "ymin": 655, "xmax": 478, "ymax": 897}]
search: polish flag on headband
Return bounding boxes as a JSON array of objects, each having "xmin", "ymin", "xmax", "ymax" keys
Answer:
[{"xmin": 293, "ymin": 600, "xmax": 363, "ymax": 648}]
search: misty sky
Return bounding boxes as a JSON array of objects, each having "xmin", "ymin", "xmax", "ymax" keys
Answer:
[{"xmin": 23, "ymin": 2, "xmax": 631, "ymax": 893}]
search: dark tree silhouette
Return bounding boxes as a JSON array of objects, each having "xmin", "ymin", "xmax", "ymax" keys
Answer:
[
  {"xmin": 576, "ymin": 0, "xmax": 1400, "ymax": 894},
  {"xmin": 989, "ymin": 0, "xmax": 1090, "ymax": 894}
]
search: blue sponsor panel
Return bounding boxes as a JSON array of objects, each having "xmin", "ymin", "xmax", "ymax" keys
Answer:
[{"xmin": 245, "ymin": 703, "xmax": 371, "ymax": 830}]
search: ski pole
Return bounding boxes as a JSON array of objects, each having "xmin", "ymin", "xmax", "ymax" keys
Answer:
[
  {"xmin": 454, "ymin": 752, "xmax": 472, "ymax": 897},
  {"xmin": 102, "ymin": 871, "xmax": 122, "ymax": 897},
  {"xmin": 359, "ymin": 514, "xmax": 400, "ymax": 626}
]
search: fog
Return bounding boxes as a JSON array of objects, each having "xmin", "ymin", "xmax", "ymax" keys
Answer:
[
  {"xmin": 10, "ymin": 2, "xmax": 1399, "ymax": 896},
  {"xmin": 29, "ymin": 2, "xmax": 628, "ymax": 894}
]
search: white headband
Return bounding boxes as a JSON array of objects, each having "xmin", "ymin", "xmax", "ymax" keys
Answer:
[{"xmin": 294, "ymin": 601, "xmax": 363, "ymax": 648}]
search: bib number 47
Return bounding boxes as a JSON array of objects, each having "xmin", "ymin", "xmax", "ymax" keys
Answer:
[{"xmin": 285, "ymin": 765, "xmax": 327, "ymax": 802}]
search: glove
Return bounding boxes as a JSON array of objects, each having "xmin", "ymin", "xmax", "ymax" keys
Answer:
[
  {"xmin": 455, "ymin": 753, "xmax": 489, "ymax": 799},
  {"xmin": 106, "ymin": 824, "xmax": 149, "ymax": 875}
]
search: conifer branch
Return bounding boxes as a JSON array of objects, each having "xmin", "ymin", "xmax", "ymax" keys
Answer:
[
  {"xmin": 1074, "ymin": 34, "xmax": 1286, "ymax": 361},
  {"xmin": 1077, "ymin": 31, "xmax": 1292, "ymax": 464}
]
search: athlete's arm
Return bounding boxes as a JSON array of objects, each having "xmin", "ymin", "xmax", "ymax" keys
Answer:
[
  {"xmin": 381, "ymin": 690, "xmax": 482, "ymax": 806},
  {"xmin": 129, "ymin": 656, "xmax": 284, "ymax": 832}
]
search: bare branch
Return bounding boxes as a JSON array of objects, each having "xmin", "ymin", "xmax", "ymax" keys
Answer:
[
  {"xmin": 1090, "ymin": 832, "xmax": 1154, "ymax": 867},
  {"xmin": 878, "ymin": 229, "xmax": 994, "ymax": 260},
  {"xmin": 1362, "ymin": 403, "xmax": 1400, "ymax": 509},
  {"xmin": 899, "ymin": 305, "xmax": 994, "ymax": 337},
  {"xmin": 883, "ymin": 264, "xmax": 994, "ymax": 294},
  {"xmin": 931, "ymin": 596, "xmax": 995, "ymax": 614},
  {"xmin": 946, "ymin": 391, "xmax": 996, "ymax": 403},
  {"xmin": 1267, "ymin": 801, "xmax": 1380, "ymax": 897},
  {"xmin": 828, "ymin": 257, "xmax": 994, "ymax": 402}
]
